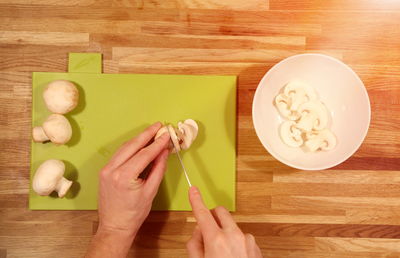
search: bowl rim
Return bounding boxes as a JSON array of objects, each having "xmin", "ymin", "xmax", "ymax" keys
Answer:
[{"xmin": 251, "ymin": 53, "xmax": 371, "ymax": 170}]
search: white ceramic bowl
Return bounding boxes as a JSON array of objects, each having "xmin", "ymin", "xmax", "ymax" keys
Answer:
[{"xmin": 252, "ymin": 54, "xmax": 371, "ymax": 170}]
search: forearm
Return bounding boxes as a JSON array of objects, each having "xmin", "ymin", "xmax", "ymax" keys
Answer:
[{"xmin": 85, "ymin": 227, "xmax": 136, "ymax": 258}]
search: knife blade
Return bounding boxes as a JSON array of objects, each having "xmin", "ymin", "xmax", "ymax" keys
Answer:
[{"xmin": 166, "ymin": 125, "xmax": 192, "ymax": 187}]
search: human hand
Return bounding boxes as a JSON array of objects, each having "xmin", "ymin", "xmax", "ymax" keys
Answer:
[
  {"xmin": 187, "ymin": 186, "xmax": 262, "ymax": 258},
  {"xmin": 97, "ymin": 122, "xmax": 170, "ymax": 237}
]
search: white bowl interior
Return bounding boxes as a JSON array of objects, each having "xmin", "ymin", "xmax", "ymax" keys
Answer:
[{"xmin": 252, "ymin": 54, "xmax": 371, "ymax": 170}]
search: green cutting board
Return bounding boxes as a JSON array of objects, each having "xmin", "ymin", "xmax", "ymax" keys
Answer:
[{"xmin": 29, "ymin": 53, "xmax": 237, "ymax": 211}]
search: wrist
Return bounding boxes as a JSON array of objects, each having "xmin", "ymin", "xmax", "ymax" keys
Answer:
[
  {"xmin": 96, "ymin": 224, "xmax": 137, "ymax": 241},
  {"xmin": 86, "ymin": 226, "xmax": 136, "ymax": 258},
  {"xmin": 95, "ymin": 226, "xmax": 136, "ymax": 254}
]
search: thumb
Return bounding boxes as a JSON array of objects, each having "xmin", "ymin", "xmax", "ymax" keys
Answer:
[{"xmin": 187, "ymin": 226, "xmax": 204, "ymax": 258}]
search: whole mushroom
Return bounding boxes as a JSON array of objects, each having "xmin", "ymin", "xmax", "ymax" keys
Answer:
[
  {"xmin": 296, "ymin": 101, "xmax": 329, "ymax": 132},
  {"xmin": 32, "ymin": 159, "xmax": 73, "ymax": 198},
  {"xmin": 32, "ymin": 114, "xmax": 72, "ymax": 145},
  {"xmin": 304, "ymin": 129, "xmax": 337, "ymax": 152},
  {"xmin": 43, "ymin": 80, "xmax": 79, "ymax": 114}
]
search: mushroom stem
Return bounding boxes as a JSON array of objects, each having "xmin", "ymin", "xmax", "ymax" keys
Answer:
[
  {"xmin": 32, "ymin": 126, "xmax": 50, "ymax": 142},
  {"xmin": 55, "ymin": 177, "xmax": 73, "ymax": 198}
]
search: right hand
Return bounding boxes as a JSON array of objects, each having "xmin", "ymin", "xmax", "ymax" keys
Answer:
[{"xmin": 187, "ymin": 186, "xmax": 263, "ymax": 258}]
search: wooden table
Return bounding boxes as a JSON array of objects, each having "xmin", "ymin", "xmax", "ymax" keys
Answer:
[{"xmin": 1, "ymin": 1, "xmax": 400, "ymax": 257}]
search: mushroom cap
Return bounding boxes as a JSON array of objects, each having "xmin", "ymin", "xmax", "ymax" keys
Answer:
[
  {"xmin": 42, "ymin": 114, "xmax": 72, "ymax": 144},
  {"xmin": 32, "ymin": 159, "xmax": 65, "ymax": 196},
  {"xmin": 43, "ymin": 80, "xmax": 79, "ymax": 114},
  {"xmin": 185, "ymin": 119, "xmax": 198, "ymax": 137},
  {"xmin": 280, "ymin": 121, "xmax": 303, "ymax": 147},
  {"xmin": 178, "ymin": 120, "xmax": 198, "ymax": 150}
]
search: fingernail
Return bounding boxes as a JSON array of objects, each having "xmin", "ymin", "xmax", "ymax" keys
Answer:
[
  {"xmin": 153, "ymin": 121, "xmax": 162, "ymax": 127},
  {"xmin": 190, "ymin": 186, "xmax": 199, "ymax": 194}
]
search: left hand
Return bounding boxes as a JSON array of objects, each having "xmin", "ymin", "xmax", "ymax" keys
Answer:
[{"xmin": 97, "ymin": 122, "xmax": 170, "ymax": 237}]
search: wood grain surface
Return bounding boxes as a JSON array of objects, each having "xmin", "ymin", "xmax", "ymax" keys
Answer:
[{"xmin": 1, "ymin": 1, "xmax": 400, "ymax": 257}]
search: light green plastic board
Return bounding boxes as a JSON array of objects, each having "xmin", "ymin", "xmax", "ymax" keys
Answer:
[{"xmin": 30, "ymin": 53, "xmax": 237, "ymax": 211}]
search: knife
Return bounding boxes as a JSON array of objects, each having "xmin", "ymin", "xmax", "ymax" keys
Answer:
[{"xmin": 166, "ymin": 125, "xmax": 192, "ymax": 187}]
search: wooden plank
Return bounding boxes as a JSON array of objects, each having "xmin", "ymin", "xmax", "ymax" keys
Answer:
[
  {"xmin": 188, "ymin": 213, "xmax": 346, "ymax": 224},
  {"xmin": 273, "ymin": 170, "xmax": 400, "ymax": 184},
  {"xmin": 0, "ymin": 31, "xmax": 89, "ymax": 46},
  {"xmin": 112, "ymin": 0, "xmax": 269, "ymax": 11},
  {"xmin": 0, "ymin": 0, "xmax": 110, "ymax": 6},
  {"xmin": 0, "ymin": 18, "xmax": 141, "ymax": 34},
  {"xmin": 113, "ymin": 47, "xmax": 342, "ymax": 63},
  {"xmin": 92, "ymin": 33, "xmax": 305, "ymax": 49},
  {"xmin": 238, "ymin": 182, "xmax": 400, "ymax": 197},
  {"xmin": 270, "ymin": 0, "xmax": 400, "ymax": 10},
  {"xmin": 315, "ymin": 237, "xmax": 400, "ymax": 252}
]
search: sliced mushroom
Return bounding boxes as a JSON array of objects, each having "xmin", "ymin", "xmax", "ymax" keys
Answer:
[
  {"xmin": 274, "ymin": 94, "xmax": 300, "ymax": 120},
  {"xmin": 283, "ymin": 80, "xmax": 317, "ymax": 111},
  {"xmin": 168, "ymin": 125, "xmax": 182, "ymax": 153},
  {"xmin": 280, "ymin": 121, "xmax": 303, "ymax": 147},
  {"xmin": 154, "ymin": 119, "xmax": 199, "ymax": 152},
  {"xmin": 304, "ymin": 129, "xmax": 337, "ymax": 152},
  {"xmin": 296, "ymin": 101, "xmax": 329, "ymax": 132}
]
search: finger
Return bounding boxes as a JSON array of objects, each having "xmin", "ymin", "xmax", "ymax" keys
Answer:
[
  {"xmin": 119, "ymin": 132, "xmax": 170, "ymax": 180},
  {"xmin": 106, "ymin": 122, "xmax": 162, "ymax": 170},
  {"xmin": 189, "ymin": 186, "xmax": 219, "ymax": 238},
  {"xmin": 212, "ymin": 206, "xmax": 239, "ymax": 231},
  {"xmin": 210, "ymin": 209, "xmax": 222, "ymax": 228},
  {"xmin": 143, "ymin": 148, "xmax": 169, "ymax": 198},
  {"xmin": 245, "ymin": 234, "xmax": 262, "ymax": 258},
  {"xmin": 187, "ymin": 226, "xmax": 204, "ymax": 258}
]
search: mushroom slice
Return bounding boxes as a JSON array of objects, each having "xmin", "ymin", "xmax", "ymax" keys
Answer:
[
  {"xmin": 32, "ymin": 159, "xmax": 73, "ymax": 198},
  {"xmin": 304, "ymin": 129, "xmax": 337, "ymax": 152},
  {"xmin": 177, "ymin": 119, "xmax": 199, "ymax": 150},
  {"xmin": 280, "ymin": 121, "xmax": 303, "ymax": 147},
  {"xmin": 43, "ymin": 80, "xmax": 79, "ymax": 114},
  {"xmin": 283, "ymin": 80, "xmax": 317, "ymax": 111},
  {"xmin": 274, "ymin": 94, "xmax": 300, "ymax": 120},
  {"xmin": 168, "ymin": 125, "xmax": 182, "ymax": 153},
  {"xmin": 32, "ymin": 114, "xmax": 72, "ymax": 145},
  {"xmin": 297, "ymin": 101, "xmax": 329, "ymax": 132}
]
